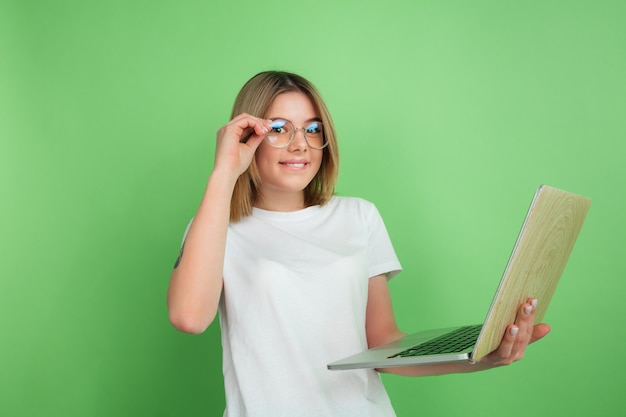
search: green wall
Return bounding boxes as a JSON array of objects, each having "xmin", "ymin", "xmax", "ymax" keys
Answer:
[{"xmin": 1, "ymin": 1, "xmax": 624, "ymax": 416}]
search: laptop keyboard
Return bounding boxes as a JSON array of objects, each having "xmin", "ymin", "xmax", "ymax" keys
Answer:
[{"xmin": 387, "ymin": 324, "xmax": 482, "ymax": 358}]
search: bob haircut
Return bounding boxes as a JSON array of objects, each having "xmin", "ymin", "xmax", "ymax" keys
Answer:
[{"xmin": 229, "ymin": 71, "xmax": 339, "ymax": 222}]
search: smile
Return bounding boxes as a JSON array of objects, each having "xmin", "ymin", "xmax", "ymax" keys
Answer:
[{"xmin": 280, "ymin": 162, "xmax": 308, "ymax": 168}]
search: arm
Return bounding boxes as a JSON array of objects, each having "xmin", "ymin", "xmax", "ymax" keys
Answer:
[
  {"xmin": 166, "ymin": 114, "xmax": 270, "ymax": 334},
  {"xmin": 365, "ymin": 275, "xmax": 551, "ymax": 376}
]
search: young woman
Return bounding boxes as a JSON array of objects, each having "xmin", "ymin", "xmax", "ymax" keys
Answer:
[{"xmin": 167, "ymin": 71, "xmax": 550, "ymax": 417}]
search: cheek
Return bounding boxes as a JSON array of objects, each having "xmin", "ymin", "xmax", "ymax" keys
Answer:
[
  {"xmin": 254, "ymin": 144, "xmax": 275, "ymax": 166},
  {"xmin": 254, "ymin": 141, "xmax": 270, "ymax": 159},
  {"xmin": 311, "ymin": 152, "xmax": 324, "ymax": 171},
  {"xmin": 253, "ymin": 145, "xmax": 282, "ymax": 181}
]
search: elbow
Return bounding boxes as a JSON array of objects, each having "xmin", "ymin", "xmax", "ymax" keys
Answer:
[{"xmin": 168, "ymin": 309, "xmax": 216, "ymax": 335}]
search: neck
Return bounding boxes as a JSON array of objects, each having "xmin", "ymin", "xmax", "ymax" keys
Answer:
[{"xmin": 254, "ymin": 190, "xmax": 307, "ymax": 212}]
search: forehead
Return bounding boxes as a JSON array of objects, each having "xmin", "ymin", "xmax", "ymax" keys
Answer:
[{"xmin": 265, "ymin": 91, "xmax": 319, "ymax": 120}]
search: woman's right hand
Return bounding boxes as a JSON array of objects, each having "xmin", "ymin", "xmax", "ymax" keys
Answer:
[
  {"xmin": 168, "ymin": 112, "xmax": 272, "ymax": 334},
  {"xmin": 213, "ymin": 113, "xmax": 272, "ymax": 178}
]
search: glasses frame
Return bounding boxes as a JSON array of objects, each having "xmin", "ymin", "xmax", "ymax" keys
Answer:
[{"xmin": 265, "ymin": 118, "xmax": 328, "ymax": 150}]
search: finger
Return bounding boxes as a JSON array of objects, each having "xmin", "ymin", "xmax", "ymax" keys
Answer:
[
  {"xmin": 228, "ymin": 112, "xmax": 263, "ymax": 125},
  {"xmin": 223, "ymin": 113, "xmax": 266, "ymax": 130},
  {"xmin": 241, "ymin": 124, "xmax": 271, "ymax": 150},
  {"xmin": 519, "ymin": 299, "xmax": 536, "ymax": 338},
  {"xmin": 530, "ymin": 323, "xmax": 551, "ymax": 344},
  {"xmin": 230, "ymin": 113, "xmax": 271, "ymax": 133},
  {"xmin": 250, "ymin": 119, "xmax": 271, "ymax": 138},
  {"xmin": 498, "ymin": 324, "xmax": 520, "ymax": 360},
  {"xmin": 244, "ymin": 131, "xmax": 266, "ymax": 152},
  {"xmin": 234, "ymin": 118, "xmax": 271, "ymax": 143},
  {"xmin": 523, "ymin": 299, "xmax": 538, "ymax": 343},
  {"xmin": 476, "ymin": 323, "xmax": 519, "ymax": 367},
  {"xmin": 509, "ymin": 300, "xmax": 535, "ymax": 359}
]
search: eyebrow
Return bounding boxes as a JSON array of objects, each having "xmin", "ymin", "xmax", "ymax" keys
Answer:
[{"xmin": 268, "ymin": 116, "xmax": 323, "ymax": 124}]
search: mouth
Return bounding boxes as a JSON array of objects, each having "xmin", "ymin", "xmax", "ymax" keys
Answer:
[{"xmin": 280, "ymin": 161, "xmax": 308, "ymax": 169}]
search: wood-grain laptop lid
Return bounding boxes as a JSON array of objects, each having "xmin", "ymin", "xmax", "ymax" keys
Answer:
[{"xmin": 471, "ymin": 185, "xmax": 591, "ymax": 362}]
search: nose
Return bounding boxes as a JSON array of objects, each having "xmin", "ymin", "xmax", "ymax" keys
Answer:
[{"xmin": 288, "ymin": 128, "xmax": 309, "ymax": 150}]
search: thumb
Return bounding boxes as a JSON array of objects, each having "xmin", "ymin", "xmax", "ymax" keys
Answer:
[{"xmin": 530, "ymin": 323, "xmax": 551, "ymax": 344}]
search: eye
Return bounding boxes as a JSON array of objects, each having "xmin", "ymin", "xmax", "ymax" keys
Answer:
[
  {"xmin": 305, "ymin": 122, "xmax": 322, "ymax": 134},
  {"xmin": 269, "ymin": 119, "xmax": 289, "ymax": 134}
]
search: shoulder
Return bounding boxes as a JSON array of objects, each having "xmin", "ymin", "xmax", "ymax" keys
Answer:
[
  {"xmin": 325, "ymin": 196, "xmax": 382, "ymax": 223},
  {"xmin": 328, "ymin": 196, "xmax": 377, "ymax": 212}
]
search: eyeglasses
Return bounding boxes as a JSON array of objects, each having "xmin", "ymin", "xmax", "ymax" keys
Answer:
[{"xmin": 265, "ymin": 119, "xmax": 328, "ymax": 150}]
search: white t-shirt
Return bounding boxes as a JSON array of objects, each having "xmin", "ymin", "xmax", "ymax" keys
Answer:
[{"xmin": 219, "ymin": 196, "xmax": 402, "ymax": 417}]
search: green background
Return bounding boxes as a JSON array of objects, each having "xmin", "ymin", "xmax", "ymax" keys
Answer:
[{"xmin": 1, "ymin": 0, "xmax": 624, "ymax": 416}]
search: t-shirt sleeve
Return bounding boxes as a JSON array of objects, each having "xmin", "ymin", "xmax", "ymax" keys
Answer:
[
  {"xmin": 365, "ymin": 202, "xmax": 402, "ymax": 280},
  {"xmin": 180, "ymin": 218, "xmax": 194, "ymax": 245}
]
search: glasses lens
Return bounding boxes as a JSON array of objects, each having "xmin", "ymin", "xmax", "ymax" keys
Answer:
[
  {"xmin": 304, "ymin": 121, "xmax": 326, "ymax": 149},
  {"xmin": 266, "ymin": 119, "xmax": 293, "ymax": 148},
  {"xmin": 266, "ymin": 119, "xmax": 327, "ymax": 149}
]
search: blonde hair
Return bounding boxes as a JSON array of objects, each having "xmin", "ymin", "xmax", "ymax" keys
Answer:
[{"xmin": 229, "ymin": 71, "xmax": 339, "ymax": 222}]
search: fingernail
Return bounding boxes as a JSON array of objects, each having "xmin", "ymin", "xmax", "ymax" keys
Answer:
[
  {"xmin": 509, "ymin": 326, "xmax": 519, "ymax": 337},
  {"xmin": 531, "ymin": 298, "xmax": 538, "ymax": 309},
  {"xmin": 524, "ymin": 306, "xmax": 532, "ymax": 315}
]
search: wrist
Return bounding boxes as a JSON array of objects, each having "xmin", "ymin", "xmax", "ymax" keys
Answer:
[{"xmin": 207, "ymin": 166, "xmax": 241, "ymax": 189}]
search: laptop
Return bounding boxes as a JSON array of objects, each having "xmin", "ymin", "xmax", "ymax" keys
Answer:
[{"xmin": 327, "ymin": 185, "xmax": 591, "ymax": 370}]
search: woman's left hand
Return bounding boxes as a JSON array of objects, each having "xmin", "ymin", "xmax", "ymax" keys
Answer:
[{"xmin": 477, "ymin": 298, "xmax": 551, "ymax": 367}]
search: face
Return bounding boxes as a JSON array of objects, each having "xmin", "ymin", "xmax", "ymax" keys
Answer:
[{"xmin": 254, "ymin": 91, "xmax": 324, "ymax": 209}]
